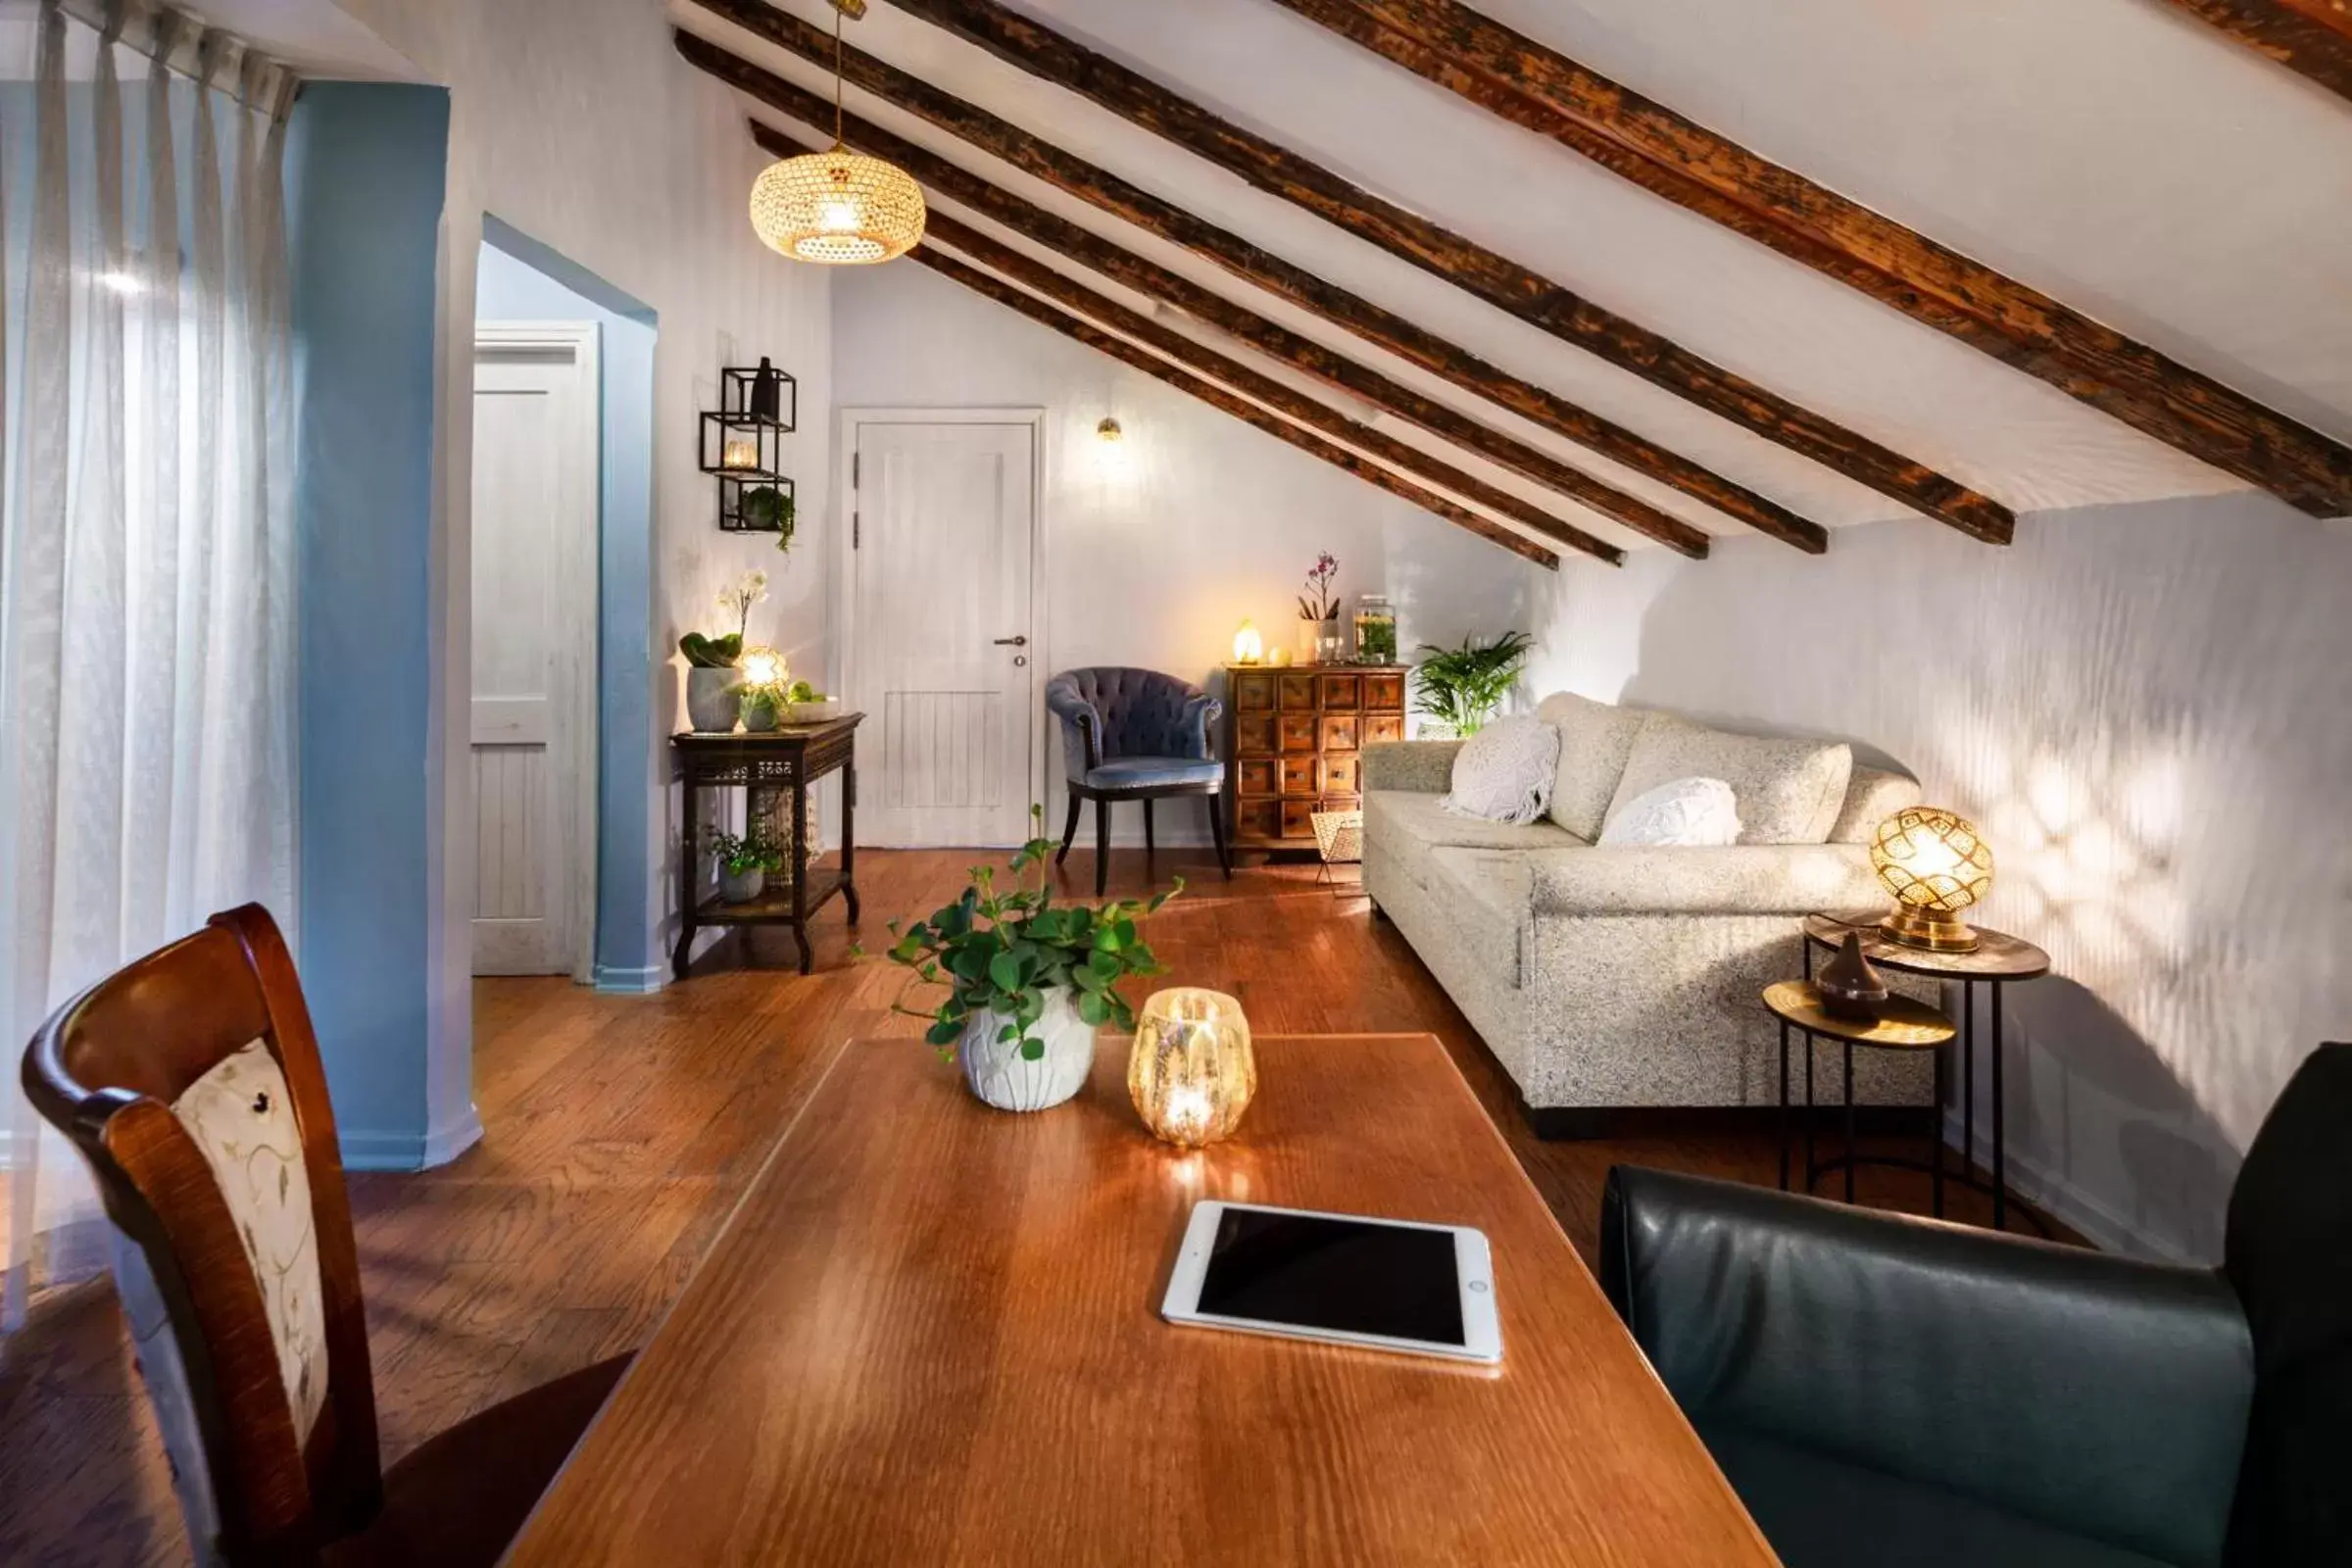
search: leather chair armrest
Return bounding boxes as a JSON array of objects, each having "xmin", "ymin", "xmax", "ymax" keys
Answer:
[
  {"xmin": 1359, "ymin": 740, "xmax": 1461, "ymax": 794},
  {"xmin": 1178, "ymin": 692, "xmax": 1224, "ymax": 760},
  {"xmin": 1602, "ymin": 1166, "xmax": 2253, "ymax": 1567}
]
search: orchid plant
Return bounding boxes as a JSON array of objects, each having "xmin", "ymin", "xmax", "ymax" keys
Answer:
[
  {"xmin": 680, "ymin": 569, "xmax": 770, "ymax": 669},
  {"xmin": 1297, "ymin": 551, "xmax": 1341, "ymax": 623}
]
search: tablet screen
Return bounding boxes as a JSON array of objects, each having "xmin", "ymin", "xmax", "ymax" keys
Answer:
[{"xmin": 1196, "ymin": 1205, "xmax": 1465, "ymax": 1347}]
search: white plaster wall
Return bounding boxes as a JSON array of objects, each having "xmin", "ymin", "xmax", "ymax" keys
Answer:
[
  {"xmin": 832, "ymin": 258, "xmax": 1534, "ymax": 844},
  {"xmin": 1526, "ymin": 501, "xmax": 2352, "ymax": 1261},
  {"xmin": 325, "ymin": 0, "xmax": 832, "ymax": 1141}
]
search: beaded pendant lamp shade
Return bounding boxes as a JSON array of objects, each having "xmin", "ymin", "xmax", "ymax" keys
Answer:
[
  {"xmin": 749, "ymin": 0, "xmax": 926, "ymax": 265},
  {"xmin": 1870, "ymin": 806, "xmax": 1994, "ymax": 953}
]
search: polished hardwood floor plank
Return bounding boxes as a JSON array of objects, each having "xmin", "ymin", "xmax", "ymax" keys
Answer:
[{"xmin": 0, "ymin": 849, "xmax": 2066, "ymax": 1566}]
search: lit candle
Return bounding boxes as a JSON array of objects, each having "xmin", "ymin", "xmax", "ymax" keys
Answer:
[
  {"xmin": 722, "ymin": 437, "xmax": 760, "ymax": 470},
  {"xmin": 1130, "ymin": 989, "xmax": 1255, "ymax": 1149}
]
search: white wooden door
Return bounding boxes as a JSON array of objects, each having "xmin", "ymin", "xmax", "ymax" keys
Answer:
[
  {"xmin": 470, "ymin": 326, "xmax": 599, "ymax": 976},
  {"xmin": 846, "ymin": 417, "xmax": 1039, "ymax": 847}
]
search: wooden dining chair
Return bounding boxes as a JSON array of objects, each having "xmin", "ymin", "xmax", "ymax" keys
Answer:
[{"xmin": 20, "ymin": 904, "xmax": 629, "ymax": 1568}]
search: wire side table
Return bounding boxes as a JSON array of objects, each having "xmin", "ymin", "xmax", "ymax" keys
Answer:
[
  {"xmin": 1764, "ymin": 980, "xmax": 1958, "ymax": 1212},
  {"xmin": 1802, "ymin": 913, "xmax": 2052, "ymax": 1233}
]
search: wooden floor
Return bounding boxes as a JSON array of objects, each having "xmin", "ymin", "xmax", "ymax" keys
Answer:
[{"xmin": 0, "ymin": 849, "xmax": 2065, "ymax": 1567}]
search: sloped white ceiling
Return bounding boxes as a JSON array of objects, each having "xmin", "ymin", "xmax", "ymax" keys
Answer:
[{"xmin": 679, "ymin": 0, "xmax": 2352, "ymax": 547}]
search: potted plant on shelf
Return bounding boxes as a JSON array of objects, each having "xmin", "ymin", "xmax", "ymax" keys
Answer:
[
  {"xmin": 1296, "ymin": 551, "xmax": 1341, "ymax": 665},
  {"xmin": 741, "ymin": 484, "xmax": 796, "ymax": 556},
  {"xmin": 735, "ymin": 671, "xmax": 791, "ymax": 733},
  {"xmin": 681, "ymin": 569, "xmax": 768, "ymax": 732},
  {"xmin": 883, "ymin": 808, "xmax": 1180, "ymax": 1114},
  {"xmin": 707, "ymin": 826, "xmax": 782, "ymax": 905},
  {"xmin": 1411, "ymin": 629, "xmax": 1535, "ymax": 737}
]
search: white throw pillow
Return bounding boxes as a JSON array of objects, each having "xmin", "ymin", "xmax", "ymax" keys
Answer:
[
  {"xmin": 1440, "ymin": 715, "xmax": 1560, "ymax": 825},
  {"xmin": 1597, "ymin": 776, "xmax": 1742, "ymax": 847},
  {"xmin": 1606, "ymin": 713, "xmax": 1852, "ymax": 846}
]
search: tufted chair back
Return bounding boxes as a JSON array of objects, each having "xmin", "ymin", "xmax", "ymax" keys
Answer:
[{"xmin": 1045, "ymin": 667, "xmax": 1219, "ymax": 781}]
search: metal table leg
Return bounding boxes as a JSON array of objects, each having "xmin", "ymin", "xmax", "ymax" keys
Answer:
[
  {"xmin": 1842, "ymin": 1041, "xmax": 1857, "ymax": 1203},
  {"xmin": 1992, "ymin": 981, "xmax": 2007, "ymax": 1231},
  {"xmin": 1803, "ymin": 1033, "xmax": 1816, "ymax": 1194},
  {"xmin": 1778, "ymin": 1018, "xmax": 1790, "ymax": 1191},
  {"xmin": 1932, "ymin": 1037, "xmax": 1946, "ymax": 1219}
]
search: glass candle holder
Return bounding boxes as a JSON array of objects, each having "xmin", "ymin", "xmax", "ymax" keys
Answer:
[{"xmin": 1130, "ymin": 988, "xmax": 1255, "ymax": 1148}]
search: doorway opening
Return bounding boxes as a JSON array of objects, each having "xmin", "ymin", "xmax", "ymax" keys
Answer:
[{"xmin": 470, "ymin": 221, "xmax": 659, "ymax": 999}]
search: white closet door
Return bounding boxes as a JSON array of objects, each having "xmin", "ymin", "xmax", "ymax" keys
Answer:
[
  {"xmin": 846, "ymin": 418, "xmax": 1038, "ymax": 847},
  {"xmin": 470, "ymin": 327, "xmax": 598, "ymax": 976}
]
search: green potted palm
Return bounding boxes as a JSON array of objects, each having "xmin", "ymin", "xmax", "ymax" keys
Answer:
[
  {"xmin": 883, "ymin": 808, "xmax": 1178, "ymax": 1113},
  {"xmin": 1411, "ymin": 630, "xmax": 1536, "ymax": 737}
]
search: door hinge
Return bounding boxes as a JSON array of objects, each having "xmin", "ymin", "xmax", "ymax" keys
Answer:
[
  {"xmin": 853, "ymin": 511, "xmax": 860, "ymax": 549},
  {"xmin": 852, "ymin": 452, "xmax": 860, "ymax": 487}
]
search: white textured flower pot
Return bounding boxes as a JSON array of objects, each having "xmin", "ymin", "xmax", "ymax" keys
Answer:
[
  {"xmin": 685, "ymin": 667, "xmax": 740, "ymax": 732},
  {"xmin": 959, "ymin": 989, "xmax": 1096, "ymax": 1112},
  {"xmin": 718, "ymin": 866, "xmax": 765, "ymax": 904}
]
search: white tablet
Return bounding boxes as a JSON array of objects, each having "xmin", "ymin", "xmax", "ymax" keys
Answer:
[{"xmin": 1160, "ymin": 1200, "xmax": 1501, "ymax": 1364}]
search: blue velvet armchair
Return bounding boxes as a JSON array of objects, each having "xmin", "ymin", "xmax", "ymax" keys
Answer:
[{"xmin": 1045, "ymin": 667, "xmax": 1230, "ymax": 895}]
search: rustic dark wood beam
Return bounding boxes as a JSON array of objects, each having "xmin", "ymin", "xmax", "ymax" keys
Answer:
[
  {"xmin": 862, "ymin": 0, "xmax": 2014, "ymax": 543},
  {"xmin": 1268, "ymin": 0, "xmax": 2352, "ymax": 519},
  {"xmin": 900, "ymin": 248, "xmax": 1562, "ymax": 568},
  {"xmin": 2157, "ymin": 0, "xmax": 2352, "ymax": 105},
  {"xmin": 677, "ymin": 15, "xmax": 1818, "ymax": 551},
  {"xmin": 749, "ymin": 118, "xmax": 1698, "ymax": 559}
]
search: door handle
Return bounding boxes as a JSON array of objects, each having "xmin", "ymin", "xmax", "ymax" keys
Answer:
[{"xmin": 994, "ymin": 635, "xmax": 1028, "ymax": 647}]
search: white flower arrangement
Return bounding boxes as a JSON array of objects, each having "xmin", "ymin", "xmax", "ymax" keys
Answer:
[{"xmin": 716, "ymin": 569, "xmax": 769, "ymax": 641}]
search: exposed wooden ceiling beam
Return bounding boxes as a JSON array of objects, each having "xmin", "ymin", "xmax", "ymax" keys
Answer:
[
  {"xmin": 675, "ymin": 14, "xmax": 1821, "ymax": 552},
  {"xmin": 867, "ymin": 0, "xmax": 2014, "ymax": 544},
  {"xmin": 2156, "ymin": 1, "xmax": 2352, "ymax": 105},
  {"xmin": 757, "ymin": 122, "xmax": 1617, "ymax": 564},
  {"xmin": 1269, "ymin": 0, "xmax": 2352, "ymax": 519},
  {"xmin": 745, "ymin": 115, "xmax": 1702, "ymax": 558},
  {"xmin": 902, "ymin": 248, "xmax": 1563, "ymax": 567}
]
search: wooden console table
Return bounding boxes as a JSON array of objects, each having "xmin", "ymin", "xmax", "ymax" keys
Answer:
[{"xmin": 670, "ymin": 717, "xmax": 860, "ymax": 979}]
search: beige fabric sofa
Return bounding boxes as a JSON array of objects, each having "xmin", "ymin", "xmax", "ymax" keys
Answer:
[{"xmin": 1362, "ymin": 694, "xmax": 1935, "ymax": 1133}]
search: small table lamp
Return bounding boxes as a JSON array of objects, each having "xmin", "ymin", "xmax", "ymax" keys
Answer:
[
  {"xmin": 1232, "ymin": 619, "xmax": 1263, "ymax": 665},
  {"xmin": 1871, "ymin": 806, "xmax": 1993, "ymax": 953},
  {"xmin": 1130, "ymin": 988, "xmax": 1255, "ymax": 1148}
]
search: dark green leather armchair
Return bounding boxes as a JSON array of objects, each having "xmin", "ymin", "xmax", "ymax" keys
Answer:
[{"xmin": 1601, "ymin": 1043, "xmax": 2351, "ymax": 1568}]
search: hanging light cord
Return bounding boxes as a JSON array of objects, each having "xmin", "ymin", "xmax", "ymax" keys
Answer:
[{"xmin": 832, "ymin": 1, "xmax": 846, "ymax": 150}]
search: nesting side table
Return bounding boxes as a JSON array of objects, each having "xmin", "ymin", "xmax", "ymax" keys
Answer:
[
  {"xmin": 1765, "ymin": 980, "xmax": 1958, "ymax": 1211},
  {"xmin": 1801, "ymin": 914, "xmax": 2052, "ymax": 1233},
  {"xmin": 671, "ymin": 717, "xmax": 861, "ymax": 979}
]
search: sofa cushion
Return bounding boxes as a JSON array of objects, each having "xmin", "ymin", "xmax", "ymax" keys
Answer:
[
  {"xmin": 1598, "ymin": 776, "xmax": 1742, "ymax": 848},
  {"xmin": 1441, "ymin": 715, "xmax": 1558, "ymax": 823},
  {"xmin": 1535, "ymin": 692, "xmax": 1646, "ymax": 842},
  {"xmin": 1608, "ymin": 714, "xmax": 1852, "ymax": 846},
  {"xmin": 1365, "ymin": 789, "xmax": 1585, "ymax": 853},
  {"xmin": 1829, "ymin": 764, "xmax": 1924, "ymax": 846}
]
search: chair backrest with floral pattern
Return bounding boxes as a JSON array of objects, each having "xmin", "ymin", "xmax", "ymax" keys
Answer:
[{"xmin": 20, "ymin": 904, "xmax": 379, "ymax": 1566}]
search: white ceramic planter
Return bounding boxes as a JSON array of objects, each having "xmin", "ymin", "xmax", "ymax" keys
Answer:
[
  {"xmin": 718, "ymin": 866, "xmax": 764, "ymax": 904},
  {"xmin": 959, "ymin": 989, "xmax": 1096, "ymax": 1112},
  {"xmin": 686, "ymin": 666, "xmax": 740, "ymax": 732}
]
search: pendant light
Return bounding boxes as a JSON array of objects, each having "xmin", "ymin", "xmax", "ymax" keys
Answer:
[{"xmin": 749, "ymin": 0, "xmax": 927, "ymax": 265}]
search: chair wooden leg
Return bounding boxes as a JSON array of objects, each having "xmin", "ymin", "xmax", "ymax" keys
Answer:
[
  {"xmin": 1143, "ymin": 798, "xmax": 1155, "ymax": 862},
  {"xmin": 1055, "ymin": 792, "xmax": 1081, "ymax": 866},
  {"xmin": 1095, "ymin": 797, "xmax": 1111, "ymax": 898},
  {"xmin": 1207, "ymin": 791, "xmax": 1231, "ymax": 879}
]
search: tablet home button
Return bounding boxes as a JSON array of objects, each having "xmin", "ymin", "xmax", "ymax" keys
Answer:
[{"xmin": 1468, "ymin": 1280, "xmax": 1489, "ymax": 1293}]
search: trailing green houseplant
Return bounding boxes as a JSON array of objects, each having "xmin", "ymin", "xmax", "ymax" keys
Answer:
[
  {"xmin": 884, "ymin": 808, "xmax": 1179, "ymax": 1091},
  {"xmin": 706, "ymin": 826, "xmax": 782, "ymax": 904},
  {"xmin": 1412, "ymin": 630, "xmax": 1536, "ymax": 736}
]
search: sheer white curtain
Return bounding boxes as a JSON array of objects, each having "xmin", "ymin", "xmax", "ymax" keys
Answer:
[{"xmin": 0, "ymin": 0, "xmax": 297, "ymax": 1334}]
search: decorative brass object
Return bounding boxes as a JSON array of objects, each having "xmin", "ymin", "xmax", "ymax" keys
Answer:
[
  {"xmin": 1871, "ymin": 807, "xmax": 1992, "ymax": 953},
  {"xmin": 1815, "ymin": 931, "xmax": 1888, "ymax": 1022},
  {"xmin": 1129, "ymin": 989, "xmax": 1255, "ymax": 1148}
]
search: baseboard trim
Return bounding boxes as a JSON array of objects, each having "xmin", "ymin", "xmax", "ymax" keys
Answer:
[
  {"xmin": 592, "ymin": 962, "xmax": 665, "ymax": 995},
  {"xmin": 1942, "ymin": 1110, "xmax": 2194, "ymax": 1262},
  {"xmin": 1522, "ymin": 1102, "xmax": 1935, "ymax": 1143},
  {"xmin": 342, "ymin": 1107, "xmax": 484, "ymax": 1172}
]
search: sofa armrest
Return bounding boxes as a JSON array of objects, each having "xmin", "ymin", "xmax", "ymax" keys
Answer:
[
  {"xmin": 1527, "ymin": 843, "xmax": 1882, "ymax": 916},
  {"xmin": 1359, "ymin": 740, "xmax": 1461, "ymax": 794},
  {"xmin": 1603, "ymin": 1166, "xmax": 2252, "ymax": 1567}
]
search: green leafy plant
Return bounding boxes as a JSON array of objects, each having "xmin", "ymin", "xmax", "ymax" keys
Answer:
[
  {"xmin": 1412, "ymin": 630, "xmax": 1536, "ymax": 736},
  {"xmin": 678, "ymin": 631, "xmax": 742, "ymax": 668},
  {"xmin": 735, "ymin": 679, "xmax": 790, "ymax": 724},
  {"xmin": 706, "ymin": 827, "xmax": 782, "ymax": 876},
  {"xmin": 741, "ymin": 485, "xmax": 797, "ymax": 555},
  {"xmin": 884, "ymin": 807, "xmax": 1180, "ymax": 1061},
  {"xmin": 786, "ymin": 678, "xmax": 821, "ymax": 704}
]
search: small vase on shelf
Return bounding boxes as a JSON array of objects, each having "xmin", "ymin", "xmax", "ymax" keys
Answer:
[{"xmin": 1295, "ymin": 617, "xmax": 1329, "ymax": 665}]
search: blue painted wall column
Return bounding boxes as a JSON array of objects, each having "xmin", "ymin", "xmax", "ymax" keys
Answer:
[{"xmin": 286, "ymin": 84, "xmax": 453, "ymax": 1168}]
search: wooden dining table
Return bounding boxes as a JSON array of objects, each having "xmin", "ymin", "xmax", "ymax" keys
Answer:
[{"xmin": 504, "ymin": 1033, "xmax": 1778, "ymax": 1566}]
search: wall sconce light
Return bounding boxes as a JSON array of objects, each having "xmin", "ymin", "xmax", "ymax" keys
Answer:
[
  {"xmin": 1096, "ymin": 416, "xmax": 1124, "ymax": 443},
  {"xmin": 1871, "ymin": 807, "xmax": 1993, "ymax": 952},
  {"xmin": 1231, "ymin": 619, "xmax": 1262, "ymax": 665},
  {"xmin": 1130, "ymin": 988, "xmax": 1256, "ymax": 1149}
]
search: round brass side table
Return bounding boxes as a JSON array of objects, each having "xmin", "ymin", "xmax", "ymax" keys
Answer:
[
  {"xmin": 1802, "ymin": 914, "xmax": 2052, "ymax": 1232},
  {"xmin": 1763, "ymin": 980, "xmax": 1957, "ymax": 1211}
]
